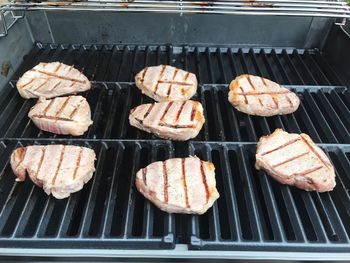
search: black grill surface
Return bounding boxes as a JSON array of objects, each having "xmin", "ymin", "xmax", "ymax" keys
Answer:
[{"xmin": 0, "ymin": 42, "xmax": 349, "ymax": 253}]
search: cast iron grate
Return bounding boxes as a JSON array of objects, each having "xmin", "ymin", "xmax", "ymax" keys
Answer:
[{"xmin": 0, "ymin": 42, "xmax": 349, "ymax": 252}]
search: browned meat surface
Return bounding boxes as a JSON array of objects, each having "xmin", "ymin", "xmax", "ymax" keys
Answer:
[
  {"xmin": 228, "ymin": 74, "xmax": 300, "ymax": 116},
  {"xmin": 129, "ymin": 100, "xmax": 205, "ymax": 141},
  {"xmin": 11, "ymin": 145, "xmax": 96, "ymax": 199},
  {"xmin": 28, "ymin": 96, "xmax": 93, "ymax": 136},
  {"xmin": 135, "ymin": 156, "xmax": 220, "ymax": 214},
  {"xmin": 255, "ymin": 129, "xmax": 336, "ymax": 192},
  {"xmin": 135, "ymin": 65, "xmax": 197, "ymax": 102},
  {"xmin": 17, "ymin": 62, "xmax": 91, "ymax": 99}
]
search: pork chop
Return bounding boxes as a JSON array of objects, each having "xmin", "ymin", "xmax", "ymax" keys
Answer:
[
  {"xmin": 17, "ymin": 62, "xmax": 91, "ymax": 99},
  {"xmin": 135, "ymin": 65, "xmax": 197, "ymax": 102},
  {"xmin": 135, "ymin": 156, "xmax": 220, "ymax": 214},
  {"xmin": 129, "ymin": 100, "xmax": 205, "ymax": 141},
  {"xmin": 11, "ymin": 145, "xmax": 96, "ymax": 199},
  {"xmin": 255, "ymin": 129, "xmax": 336, "ymax": 192},
  {"xmin": 28, "ymin": 96, "xmax": 93, "ymax": 136},
  {"xmin": 228, "ymin": 74, "xmax": 300, "ymax": 116}
]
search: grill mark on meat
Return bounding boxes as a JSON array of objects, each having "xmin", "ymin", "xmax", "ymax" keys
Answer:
[
  {"xmin": 33, "ymin": 79, "xmax": 50, "ymax": 91},
  {"xmin": 34, "ymin": 147, "xmax": 46, "ymax": 179},
  {"xmin": 144, "ymin": 104, "xmax": 154, "ymax": 118},
  {"xmin": 158, "ymin": 80, "xmax": 193, "ymax": 86},
  {"xmin": 261, "ymin": 77, "xmax": 268, "ymax": 87},
  {"xmin": 15, "ymin": 148, "xmax": 27, "ymax": 170},
  {"xmin": 140, "ymin": 67, "xmax": 148, "ymax": 83},
  {"xmin": 239, "ymin": 87, "xmax": 248, "ymax": 104},
  {"xmin": 182, "ymin": 159, "xmax": 190, "ymax": 208},
  {"xmin": 200, "ymin": 161, "xmax": 209, "ymax": 203},
  {"xmin": 247, "ymin": 75, "xmax": 263, "ymax": 107},
  {"xmin": 184, "ymin": 71, "xmax": 190, "ymax": 82},
  {"xmin": 154, "ymin": 65, "xmax": 167, "ymax": 95},
  {"xmin": 31, "ymin": 115, "xmax": 75, "ymax": 122},
  {"xmin": 69, "ymin": 98, "xmax": 85, "ymax": 119},
  {"xmin": 175, "ymin": 101, "xmax": 187, "ymax": 122},
  {"xmin": 160, "ymin": 101, "xmax": 173, "ymax": 122},
  {"xmin": 142, "ymin": 168, "xmax": 147, "ymax": 186},
  {"xmin": 261, "ymin": 77, "xmax": 280, "ymax": 109},
  {"xmin": 49, "ymin": 81, "xmax": 62, "ymax": 92},
  {"xmin": 141, "ymin": 104, "xmax": 154, "ymax": 123},
  {"xmin": 163, "ymin": 161, "xmax": 168, "ymax": 204},
  {"xmin": 294, "ymin": 165, "xmax": 323, "ymax": 177},
  {"xmin": 55, "ymin": 96, "xmax": 71, "ymax": 118},
  {"xmin": 190, "ymin": 105, "xmax": 197, "ymax": 122},
  {"xmin": 166, "ymin": 69, "xmax": 179, "ymax": 98},
  {"xmin": 301, "ymin": 135, "xmax": 330, "ymax": 168},
  {"xmin": 20, "ymin": 79, "xmax": 34, "ymax": 90},
  {"xmin": 260, "ymin": 138, "xmax": 301, "ymax": 156},
  {"xmin": 73, "ymin": 147, "xmax": 83, "ymax": 180},
  {"xmin": 54, "ymin": 63, "xmax": 62, "ymax": 73},
  {"xmin": 67, "ymin": 65, "xmax": 73, "ymax": 73},
  {"xmin": 272, "ymin": 95, "xmax": 279, "ymax": 109},
  {"xmin": 52, "ymin": 146, "xmax": 65, "ymax": 184},
  {"xmin": 31, "ymin": 69, "xmax": 86, "ymax": 84},
  {"xmin": 43, "ymin": 99, "xmax": 55, "ymax": 115},
  {"xmin": 272, "ymin": 151, "xmax": 309, "ymax": 168},
  {"xmin": 159, "ymin": 123, "xmax": 196, "ymax": 129},
  {"xmin": 284, "ymin": 93, "xmax": 294, "ymax": 108},
  {"xmin": 237, "ymin": 91, "xmax": 292, "ymax": 95}
]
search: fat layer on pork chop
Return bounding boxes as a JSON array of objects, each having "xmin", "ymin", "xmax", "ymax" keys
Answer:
[
  {"xmin": 17, "ymin": 62, "xmax": 91, "ymax": 99},
  {"xmin": 135, "ymin": 156, "xmax": 220, "ymax": 214},
  {"xmin": 135, "ymin": 65, "xmax": 197, "ymax": 102},
  {"xmin": 28, "ymin": 96, "xmax": 93, "ymax": 136},
  {"xmin": 228, "ymin": 74, "xmax": 300, "ymax": 116},
  {"xmin": 129, "ymin": 100, "xmax": 205, "ymax": 141},
  {"xmin": 255, "ymin": 129, "xmax": 336, "ymax": 192},
  {"xmin": 11, "ymin": 145, "xmax": 96, "ymax": 199}
]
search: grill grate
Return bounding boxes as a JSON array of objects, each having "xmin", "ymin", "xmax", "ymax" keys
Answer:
[
  {"xmin": 3, "ymin": 0, "xmax": 350, "ymax": 18},
  {"xmin": 0, "ymin": 42, "xmax": 349, "ymax": 254}
]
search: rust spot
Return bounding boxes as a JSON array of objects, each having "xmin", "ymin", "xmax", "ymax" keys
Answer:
[
  {"xmin": 192, "ymin": 1, "xmax": 214, "ymax": 7},
  {"xmin": 1, "ymin": 61, "xmax": 11, "ymax": 77},
  {"xmin": 46, "ymin": 2, "xmax": 72, "ymax": 6},
  {"xmin": 243, "ymin": 0, "xmax": 274, "ymax": 7}
]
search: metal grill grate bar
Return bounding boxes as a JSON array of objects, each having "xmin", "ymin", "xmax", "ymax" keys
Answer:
[{"xmin": 3, "ymin": 0, "xmax": 350, "ymax": 18}]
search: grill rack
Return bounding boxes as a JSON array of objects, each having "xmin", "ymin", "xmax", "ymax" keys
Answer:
[
  {"xmin": 2, "ymin": 0, "xmax": 350, "ymax": 18},
  {"xmin": 0, "ymin": 42, "xmax": 349, "ymax": 258}
]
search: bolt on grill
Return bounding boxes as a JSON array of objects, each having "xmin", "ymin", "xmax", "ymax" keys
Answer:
[{"xmin": 0, "ymin": 42, "xmax": 349, "ymax": 252}]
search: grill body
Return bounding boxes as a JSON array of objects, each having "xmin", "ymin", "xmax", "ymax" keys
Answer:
[{"xmin": 0, "ymin": 9, "xmax": 349, "ymax": 260}]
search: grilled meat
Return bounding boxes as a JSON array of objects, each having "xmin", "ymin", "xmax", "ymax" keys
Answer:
[
  {"xmin": 135, "ymin": 65, "xmax": 197, "ymax": 102},
  {"xmin": 17, "ymin": 62, "xmax": 91, "ymax": 99},
  {"xmin": 255, "ymin": 129, "xmax": 336, "ymax": 192},
  {"xmin": 28, "ymin": 96, "xmax": 93, "ymax": 136},
  {"xmin": 228, "ymin": 74, "xmax": 300, "ymax": 116},
  {"xmin": 135, "ymin": 156, "xmax": 220, "ymax": 214},
  {"xmin": 129, "ymin": 100, "xmax": 205, "ymax": 141},
  {"xmin": 11, "ymin": 145, "xmax": 96, "ymax": 199}
]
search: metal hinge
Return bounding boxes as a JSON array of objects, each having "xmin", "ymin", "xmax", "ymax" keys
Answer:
[{"xmin": 0, "ymin": 10, "xmax": 25, "ymax": 37}]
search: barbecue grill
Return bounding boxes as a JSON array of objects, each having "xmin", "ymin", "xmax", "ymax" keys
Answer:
[{"xmin": 0, "ymin": 0, "xmax": 349, "ymax": 261}]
